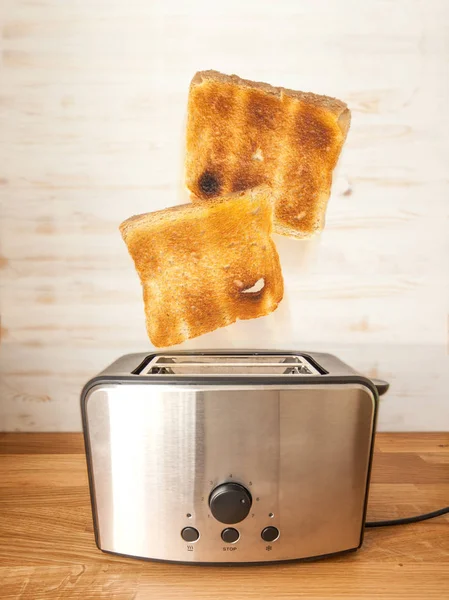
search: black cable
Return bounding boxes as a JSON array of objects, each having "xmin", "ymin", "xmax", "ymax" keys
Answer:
[{"xmin": 365, "ymin": 505, "xmax": 449, "ymax": 528}]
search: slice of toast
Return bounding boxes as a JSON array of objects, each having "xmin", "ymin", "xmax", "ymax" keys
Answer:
[
  {"xmin": 185, "ymin": 70, "xmax": 351, "ymax": 239},
  {"xmin": 119, "ymin": 185, "xmax": 284, "ymax": 347}
]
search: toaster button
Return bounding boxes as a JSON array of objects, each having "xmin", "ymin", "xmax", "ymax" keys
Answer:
[
  {"xmin": 181, "ymin": 527, "xmax": 200, "ymax": 542},
  {"xmin": 261, "ymin": 526, "xmax": 279, "ymax": 542},
  {"xmin": 221, "ymin": 528, "xmax": 240, "ymax": 544}
]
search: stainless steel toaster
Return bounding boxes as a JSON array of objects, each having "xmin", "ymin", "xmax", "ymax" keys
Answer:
[{"xmin": 81, "ymin": 350, "xmax": 380, "ymax": 564}]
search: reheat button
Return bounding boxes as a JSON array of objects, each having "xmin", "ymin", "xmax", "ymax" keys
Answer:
[{"xmin": 181, "ymin": 527, "xmax": 199, "ymax": 542}]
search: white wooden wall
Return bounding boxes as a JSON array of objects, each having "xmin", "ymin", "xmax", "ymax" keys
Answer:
[{"xmin": 0, "ymin": 0, "xmax": 448, "ymax": 431}]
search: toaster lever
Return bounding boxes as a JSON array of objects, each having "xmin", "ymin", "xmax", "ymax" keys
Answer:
[{"xmin": 370, "ymin": 378, "xmax": 390, "ymax": 397}]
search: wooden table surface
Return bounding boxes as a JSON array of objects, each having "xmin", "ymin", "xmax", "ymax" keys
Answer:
[{"xmin": 1, "ymin": 433, "xmax": 448, "ymax": 599}]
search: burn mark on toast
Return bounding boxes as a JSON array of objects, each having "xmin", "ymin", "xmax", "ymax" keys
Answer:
[
  {"xmin": 195, "ymin": 83, "xmax": 236, "ymax": 119},
  {"xmin": 294, "ymin": 106, "xmax": 333, "ymax": 152},
  {"xmin": 231, "ymin": 171, "xmax": 264, "ymax": 193},
  {"xmin": 210, "ymin": 91, "xmax": 235, "ymax": 118},
  {"xmin": 246, "ymin": 90, "xmax": 281, "ymax": 130},
  {"xmin": 198, "ymin": 170, "xmax": 221, "ymax": 197}
]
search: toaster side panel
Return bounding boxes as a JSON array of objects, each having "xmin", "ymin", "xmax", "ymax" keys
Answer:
[{"xmin": 83, "ymin": 383, "xmax": 375, "ymax": 563}]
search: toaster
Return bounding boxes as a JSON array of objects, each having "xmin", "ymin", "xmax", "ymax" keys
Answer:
[{"xmin": 81, "ymin": 350, "xmax": 380, "ymax": 564}]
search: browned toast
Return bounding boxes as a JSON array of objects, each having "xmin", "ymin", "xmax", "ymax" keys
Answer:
[
  {"xmin": 185, "ymin": 70, "xmax": 350, "ymax": 238},
  {"xmin": 119, "ymin": 185, "xmax": 284, "ymax": 347}
]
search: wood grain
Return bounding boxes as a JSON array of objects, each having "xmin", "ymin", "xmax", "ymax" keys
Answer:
[
  {"xmin": 1, "ymin": 0, "xmax": 449, "ymax": 431},
  {"xmin": 0, "ymin": 433, "xmax": 448, "ymax": 599}
]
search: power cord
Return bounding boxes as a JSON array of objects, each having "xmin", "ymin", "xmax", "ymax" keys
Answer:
[
  {"xmin": 365, "ymin": 505, "xmax": 449, "ymax": 528},
  {"xmin": 364, "ymin": 379, "xmax": 448, "ymax": 528}
]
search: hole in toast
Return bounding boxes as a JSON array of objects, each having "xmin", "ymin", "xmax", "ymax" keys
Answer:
[
  {"xmin": 252, "ymin": 148, "xmax": 264, "ymax": 161},
  {"xmin": 241, "ymin": 278, "xmax": 265, "ymax": 294}
]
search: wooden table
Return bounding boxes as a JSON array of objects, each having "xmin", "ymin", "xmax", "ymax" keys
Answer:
[{"xmin": 1, "ymin": 433, "xmax": 448, "ymax": 599}]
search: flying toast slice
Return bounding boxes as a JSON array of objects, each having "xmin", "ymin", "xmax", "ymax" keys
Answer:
[
  {"xmin": 185, "ymin": 70, "xmax": 350, "ymax": 239},
  {"xmin": 119, "ymin": 185, "xmax": 284, "ymax": 347}
]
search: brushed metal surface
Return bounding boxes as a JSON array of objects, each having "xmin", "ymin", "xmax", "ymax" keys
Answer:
[{"xmin": 84, "ymin": 383, "xmax": 375, "ymax": 563}]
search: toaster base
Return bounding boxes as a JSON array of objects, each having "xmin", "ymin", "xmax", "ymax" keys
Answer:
[{"xmin": 96, "ymin": 545, "xmax": 361, "ymax": 566}]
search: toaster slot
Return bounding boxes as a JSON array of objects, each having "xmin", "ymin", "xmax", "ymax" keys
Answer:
[{"xmin": 139, "ymin": 354, "xmax": 321, "ymax": 376}]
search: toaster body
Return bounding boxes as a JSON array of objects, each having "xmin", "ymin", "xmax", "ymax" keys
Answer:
[{"xmin": 81, "ymin": 351, "xmax": 378, "ymax": 564}]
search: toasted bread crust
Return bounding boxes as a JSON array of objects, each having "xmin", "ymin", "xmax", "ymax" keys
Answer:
[
  {"xmin": 120, "ymin": 185, "xmax": 284, "ymax": 347},
  {"xmin": 186, "ymin": 70, "xmax": 351, "ymax": 238},
  {"xmin": 190, "ymin": 70, "xmax": 349, "ymax": 115}
]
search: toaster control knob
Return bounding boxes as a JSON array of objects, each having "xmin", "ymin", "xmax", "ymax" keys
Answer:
[{"xmin": 209, "ymin": 482, "xmax": 252, "ymax": 524}]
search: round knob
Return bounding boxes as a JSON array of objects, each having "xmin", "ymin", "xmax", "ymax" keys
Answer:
[{"xmin": 209, "ymin": 482, "xmax": 252, "ymax": 524}]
